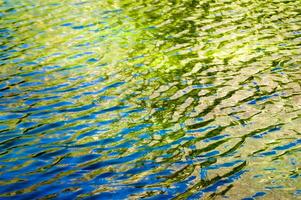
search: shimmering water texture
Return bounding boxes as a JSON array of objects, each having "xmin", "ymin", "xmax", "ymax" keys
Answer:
[{"xmin": 0, "ymin": 0, "xmax": 301, "ymax": 199}]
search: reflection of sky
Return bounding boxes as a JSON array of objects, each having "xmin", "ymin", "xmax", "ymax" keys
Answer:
[{"xmin": 0, "ymin": 0, "xmax": 301, "ymax": 199}]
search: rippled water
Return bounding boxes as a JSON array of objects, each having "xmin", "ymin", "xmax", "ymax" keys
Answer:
[{"xmin": 1, "ymin": 0, "xmax": 301, "ymax": 199}]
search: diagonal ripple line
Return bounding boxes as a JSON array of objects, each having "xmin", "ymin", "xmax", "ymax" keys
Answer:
[{"xmin": 0, "ymin": 0, "xmax": 301, "ymax": 199}]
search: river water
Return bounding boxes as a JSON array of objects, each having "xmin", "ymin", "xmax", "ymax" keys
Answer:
[{"xmin": 0, "ymin": 0, "xmax": 301, "ymax": 199}]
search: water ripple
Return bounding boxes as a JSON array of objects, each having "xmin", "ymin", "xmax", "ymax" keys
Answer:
[{"xmin": 0, "ymin": 0, "xmax": 301, "ymax": 199}]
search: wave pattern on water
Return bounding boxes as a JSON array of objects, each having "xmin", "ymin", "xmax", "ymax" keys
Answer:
[{"xmin": 0, "ymin": 0, "xmax": 301, "ymax": 199}]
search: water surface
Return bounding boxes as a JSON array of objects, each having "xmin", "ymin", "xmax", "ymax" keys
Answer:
[{"xmin": 0, "ymin": 0, "xmax": 301, "ymax": 199}]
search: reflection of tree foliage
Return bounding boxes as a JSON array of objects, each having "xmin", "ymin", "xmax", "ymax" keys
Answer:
[{"xmin": 1, "ymin": 0, "xmax": 300, "ymax": 199}]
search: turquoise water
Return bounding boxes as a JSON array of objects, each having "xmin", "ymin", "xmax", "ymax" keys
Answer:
[{"xmin": 0, "ymin": 0, "xmax": 301, "ymax": 199}]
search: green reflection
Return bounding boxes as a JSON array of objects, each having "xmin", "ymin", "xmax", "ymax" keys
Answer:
[{"xmin": 0, "ymin": 0, "xmax": 301, "ymax": 199}]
